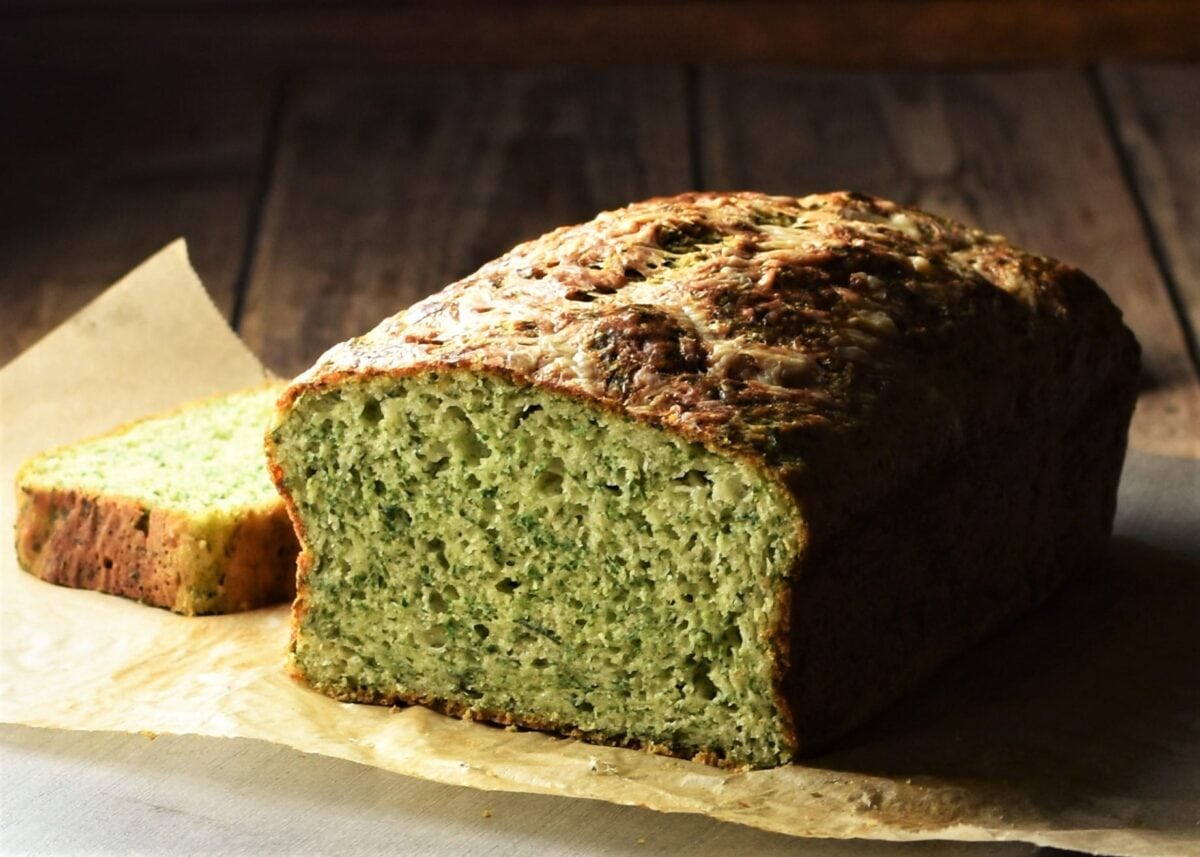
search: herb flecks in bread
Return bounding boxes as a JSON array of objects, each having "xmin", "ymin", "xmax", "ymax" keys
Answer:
[
  {"xmin": 269, "ymin": 191, "xmax": 1139, "ymax": 768},
  {"xmin": 275, "ymin": 373, "xmax": 799, "ymax": 765},
  {"xmin": 16, "ymin": 386, "xmax": 298, "ymax": 615}
]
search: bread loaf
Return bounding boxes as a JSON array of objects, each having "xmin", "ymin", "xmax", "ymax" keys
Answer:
[
  {"xmin": 16, "ymin": 386, "xmax": 298, "ymax": 615},
  {"xmin": 268, "ymin": 191, "xmax": 1139, "ymax": 767}
]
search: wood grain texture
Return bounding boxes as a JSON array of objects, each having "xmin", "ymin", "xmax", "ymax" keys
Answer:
[
  {"xmin": 700, "ymin": 67, "xmax": 1200, "ymax": 457},
  {"xmin": 0, "ymin": 72, "xmax": 275, "ymax": 365},
  {"xmin": 1099, "ymin": 64, "xmax": 1200, "ymax": 368},
  {"xmin": 2, "ymin": 1, "xmax": 1198, "ymax": 69},
  {"xmin": 240, "ymin": 69, "xmax": 693, "ymax": 376}
]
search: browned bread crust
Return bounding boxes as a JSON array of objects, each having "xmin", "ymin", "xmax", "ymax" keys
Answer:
[
  {"xmin": 284, "ymin": 191, "xmax": 1138, "ymax": 536},
  {"xmin": 15, "ymin": 489, "xmax": 296, "ymax": 615},
  {"xmin": 276, "ymin": 191, "xmax": 1140, "ymax": 761}
]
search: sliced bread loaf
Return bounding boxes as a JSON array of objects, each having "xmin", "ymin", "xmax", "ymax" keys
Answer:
[
  {"xmin": 268, "ymin": 191, "xmax": 1139, "ymax": 767},
  {"xmin": 16, "ymin": 385, "xmax": 298, "ymax": 615}
]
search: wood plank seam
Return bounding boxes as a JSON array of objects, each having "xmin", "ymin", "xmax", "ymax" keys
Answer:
[
  {"xmin": 0, "ymin": 71, "xmax": 278, "ymax": 364},
  {"xmin": 1087, "ymin": 65, "xmax": 1200, "ymax": 378},
  {"xmin": 684, "ymin": 65, "xmax": 707, "ymax": 192},
  {"xmin": 237, "ymin": 69, "xmax": 695, "ymax": 376},
  {"xmin": 230, "ymin": 74, "xmax": 290, "ymax": 335}
]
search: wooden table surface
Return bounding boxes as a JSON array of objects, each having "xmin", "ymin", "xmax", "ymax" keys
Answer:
[{"xmin": 1, "ymin": 63, "xmax": 1198, "ymax": 855}]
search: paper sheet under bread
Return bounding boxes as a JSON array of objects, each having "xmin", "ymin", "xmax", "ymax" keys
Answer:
[{"xmin": 2, "ymin": 242, "xmax": 1197, "ymax": 857}]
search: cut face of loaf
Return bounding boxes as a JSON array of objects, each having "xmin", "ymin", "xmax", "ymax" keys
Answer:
[
  {"xmin": 269, "ymin": 191, "xmax": 1140, "ymax": 767},
  {"xmin": 272, "ymin": 372, "xmax": 801, "ymax": 765},
  {"xmin": 16, "ymin": 386, "xmax": 298, "ymax": 615}
]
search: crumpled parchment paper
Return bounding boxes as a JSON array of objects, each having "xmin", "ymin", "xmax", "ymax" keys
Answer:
[{"xmin": 2, "ymin": 242, "xmax": 1197, "ymax": 857}]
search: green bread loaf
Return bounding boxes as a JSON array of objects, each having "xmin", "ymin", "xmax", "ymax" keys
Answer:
[
  {"xmin": 16, "ymin": 386, "xmax": 298, "ymax": 615},
  {"xmin": 268, "ymin": 191, "xmax": 1139, "ymax": 767}
]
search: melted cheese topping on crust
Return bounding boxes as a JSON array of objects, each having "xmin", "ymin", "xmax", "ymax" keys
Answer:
[{"xmin": 288, "ymin": 191, "xmax": 1134, "ymax": 532}]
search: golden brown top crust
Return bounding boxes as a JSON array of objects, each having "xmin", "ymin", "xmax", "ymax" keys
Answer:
[{"xmin": 287, "ymin": 191, "xmax": 1139, "ymax": 532}]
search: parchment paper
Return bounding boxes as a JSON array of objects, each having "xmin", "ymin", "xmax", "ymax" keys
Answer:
[{"xmin": 2, "ymin": 242, "xmax": 1197, "ymax": 856}]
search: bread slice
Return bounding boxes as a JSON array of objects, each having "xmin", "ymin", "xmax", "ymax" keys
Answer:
[
  {"xmin": 267, "ymin": 191, "xmax": 1139, "ymax": 767},
  {"xmin": 16, "ymin": 385, "xmax": 298, "ymax": 615}
]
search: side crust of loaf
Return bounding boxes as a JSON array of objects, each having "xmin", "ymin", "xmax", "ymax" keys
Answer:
[{"xmin": 783, "ymin": 378, "xmax": 1134, "ymax": 752}]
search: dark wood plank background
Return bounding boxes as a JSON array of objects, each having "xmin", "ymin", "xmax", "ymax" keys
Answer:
[{"xmin": 4, "ymin": 64, "xmax": 1197, "ymax": 458}]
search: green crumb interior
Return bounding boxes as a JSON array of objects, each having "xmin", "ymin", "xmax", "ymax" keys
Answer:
[
  {"xmin": 20, "ymin": 387, "xmax": 283, "ymax": 513},
  {"xmin": 273, "ymin": 372, "xmax": 801, "ymax": 767}
]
